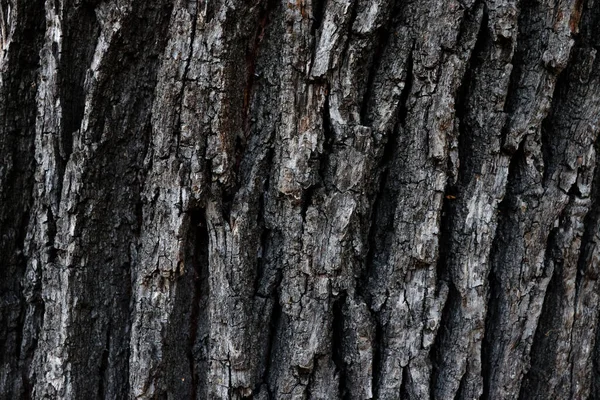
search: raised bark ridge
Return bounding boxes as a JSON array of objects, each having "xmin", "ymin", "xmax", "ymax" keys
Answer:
[{"xmin": 1, "ymin": 0, "xmax": 600, "ymax": 399}]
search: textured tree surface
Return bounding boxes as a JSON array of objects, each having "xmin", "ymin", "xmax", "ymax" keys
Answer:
[{"xmin": 2, "ymin": 0, "xmax": 600, "ymax": 398}]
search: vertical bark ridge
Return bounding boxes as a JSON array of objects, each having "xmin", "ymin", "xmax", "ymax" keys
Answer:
[
  {"xmin": 0, "ymin": 1, "xmax": 45, "ymax": 397},
  {"xmin": 518, "ymin": 2, "xmax": 600, "ymax": 397},
  {"xmin": 482, "ymin": 0, "xmax": 592, "ymax": 397},
  {"xmin": 128, "ymin": 0, "xmax": 200, "ymax": 396},
  {"xmin": 130, "ymin": 0, "xmax": 271, "ymax": 397},
  {"xmin": 432, "ymin": 1, "xmax": 518, "ymax": 398},
  {"xmin": 363, "ymin": 0, "xmax": 484, "ymax": 398},
  {"xmin": 30, "ymin": 1, "xmax": 173, "ymax": 398}
]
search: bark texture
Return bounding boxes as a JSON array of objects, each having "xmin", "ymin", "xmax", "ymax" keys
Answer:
[{"xmin": 1, "ymin": 0, "xmax": 600, "ymax": 399}]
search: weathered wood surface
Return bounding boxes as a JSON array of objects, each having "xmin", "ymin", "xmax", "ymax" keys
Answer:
[{"xmin": 1, "ymin": 0, "xmax": 600, "ymax": 398}]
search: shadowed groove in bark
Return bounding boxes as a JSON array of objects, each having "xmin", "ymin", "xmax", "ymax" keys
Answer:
[
  {"xmin": 331, "ymin": 293, "xmax": 347, "ymax": 399},
  {"xmin": 97, "ymin": 327, "xmax": 110, "ymax": 399},
  {"xmin": 253, "ymin": 146, "xmax": 275, "ymax": 297},
  {"xmin": 261, "ymin": 289, "xmax": 282, "ymax": 397},
  {"xmin": 454, "ymin": 3, "xmax": 489, "ymax": 188},
  {"xmin": 310, "ymin": 0, "xmax": 326, "ymax": 36},
  {"xmin": 57, "ymin": 2, "xmax": 100, "ymax": 163},
  {"xmin": 358, "ymin": 9, "xmax": 396, "ymax": 126},
  {"xmin": 399, "ymin": 363, "xmax": 409, "ymax": 399},
  {"xmin": 188, "ymin": 207, "xmax": 209, "ymax": 399}
]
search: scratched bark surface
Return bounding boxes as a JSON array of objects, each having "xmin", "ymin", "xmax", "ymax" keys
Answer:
[{"xmin": 2, "ymin": 0, "xmax": 600, "ymax": 399}]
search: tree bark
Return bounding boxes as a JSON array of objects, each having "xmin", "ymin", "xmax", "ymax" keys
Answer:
[{"xmin": 1, "ymin": 0, "xmax": 600, "ymax": 398}]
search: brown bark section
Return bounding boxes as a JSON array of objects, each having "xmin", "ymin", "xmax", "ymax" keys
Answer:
[{"xmin": 1, "ymin": 0, "xmax": 600, "ymax": 399}]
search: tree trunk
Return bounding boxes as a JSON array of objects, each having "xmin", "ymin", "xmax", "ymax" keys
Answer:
[{"xmin": 1, "ymin": 0, "xmax": 600, "ymax": 398}]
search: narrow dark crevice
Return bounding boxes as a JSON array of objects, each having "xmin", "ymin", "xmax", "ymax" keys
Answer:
[
  {"xmin": 20, "ymin": 301, "xmax": 44, "ymax": 400},
  {"xmin": 310, "ymin": 0, "xmax": 327, "ymax": 35},
  {"xmin": 188, "ymin": 207, "xmax": 209, "ymax": 399},
  {"xmin": 540, "ymin": 80, "xmax": 568, "ymax": 185},
  {"xmin": 539, "ymin": 41, "xmax": 590, "ymax": 189},
  {"xmin": 497, "ymin": 2, "xmax": 533, "ymax": 153},
  {"xmin": 358, "ymin": 22, "xmax": 394, "ymax": 126},
  {"xmin": 455, "ymin": 5, "xmax": 489, "ymax": 188},
  {"xmin": 436, "ymin": 21, "xmax": 470, "ymax": 289},
  {"xmin": 575, "ymin": 145, "xmax": 600, "ymax": 309},
  {"xmin": 13, "ymin": 199, "xmax": 32, "ymax": 363},
  {"xmin": 435, "ymin": 190, "xmax": 454, "ymax": 291},
  {"xmin": 480, "ymin": 256, "xmax": 499, "ymax": 400},
  {"xmin": 453, "ymin": 363, "xmax": 468, "ymax": 400},
  {"xmin": 591, "ymin": 307, "xmax": 600, "ymax": 400},
  {"xmin": 453, "ymin": 0, "xmax": 483, "ymax": 53},
  {"xmin": 254, "ymin": 146, "xmax": 275, "ymax": 296},
  {"xmin": 120, "ymin": 261, "xmax": 132, "ymax": 399},
  {"xmin": 300, "ymin": 183, "xmax": 317, "ymax": 223},
  {"xmin": 242, "ymin": 0, "xmax": 275, "ymax": 137},
  {"xmin": 261, "ymin": 292, "xmax": 283, "ymax": 396},
  {"xmin": 396, "ymin": 51, "xmax": 414, "ymax": 126},
  {"xmin": 371, "ymin": 317, "xmax": 384, "ymax": 399},
  {"xmin": 253, "ymin": 227, "xmax": 272, "ymax": 297},
  {"xmin": 319, "ymin": 84, "xmax": 333, "ymax": 189},
  {"xmin": 357, "ymin": 0, "xmax": 411, "ymax": 128},
  {"xmin": 97, "ymin": 327, "xmax": 111, "ymax": 399},
  {"xmin": 331, "ymin": 293, "xmax": 347, "ymax": 399},
  {"xmin": 58, "ymin": 3, "xmax": 101, "ymax": 164},
  {"xmin": 400, "ymin": 364, "xmax": 410, "ymax": 399},
  {"xmin": 300, "ymin": 95, "xmax": 329, "ymax": 221}
]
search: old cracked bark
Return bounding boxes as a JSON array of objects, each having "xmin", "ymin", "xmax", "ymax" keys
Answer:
[{"xmin": 2, "ymin": 0, "xmax": 600, "ymax": 399}]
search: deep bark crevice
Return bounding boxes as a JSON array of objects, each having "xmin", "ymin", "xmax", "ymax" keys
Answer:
[
  {"xmin": 358, "ymin": 23, "xmax": 393, "ymax": 127},
  {"xmin": 455, "ymin": 5, "xmax": 489, "ymax": 187},
  {"xmin": 310, "ymin": 0, "xmax": 326, "ymax": 35},
  {"xmin": 58, "ymin": 3, "xmax": 100, "ymax": 162},
  {"xmin": 261, "ymin": 295, "xmax": 282, "ymax": 395},
  {"xmin": 331, "ymin": 293, "xmax": 347, "ymax": 399},
  {"xmin": 188, "ymin": 207, "xmax": 209, "ymax": 399},
  {"xmin": 97, "ymin": 326, "xmax": 111, "ymax": 399}
]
